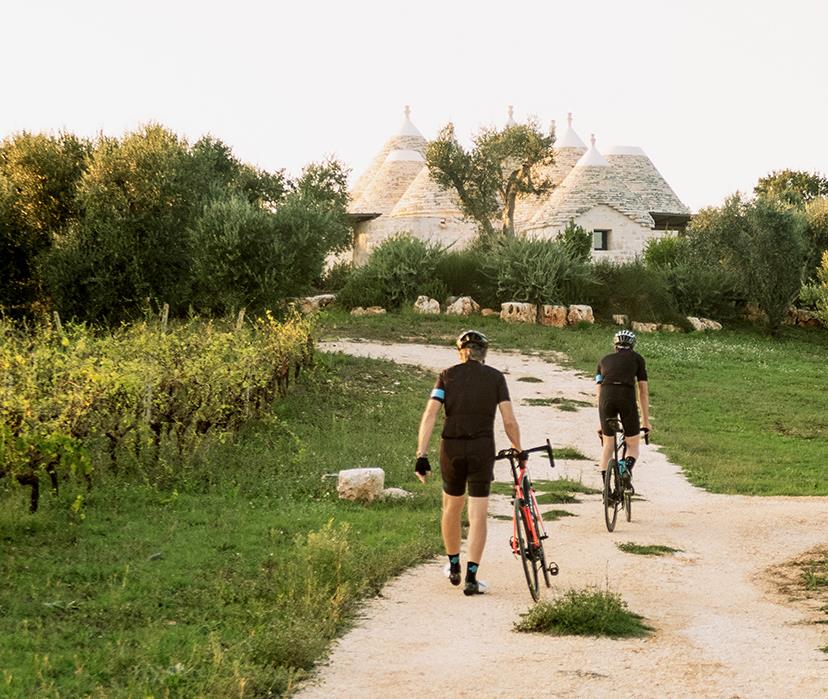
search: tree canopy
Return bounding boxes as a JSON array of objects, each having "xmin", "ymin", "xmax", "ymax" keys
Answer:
[{"xmin": 425, "ymin": 120, "xmax": 556, "ymax": 239}]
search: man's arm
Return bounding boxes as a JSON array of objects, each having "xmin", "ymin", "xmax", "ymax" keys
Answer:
[
  {"xmin": 498, "ymin": 400, "xmax": 523, "ymax": 453},
  {"xmin": 638, "ymin": 380, "xmax": 651, "ymax": 431},
  {"xmin": 415, "ymin": 399, "xmax": 441, "ymax": 481}
]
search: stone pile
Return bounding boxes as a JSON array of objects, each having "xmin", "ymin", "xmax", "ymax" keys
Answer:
[
  {"xmin": 413, "ymin": 295, "xmax": 440, "ymax": 314},
  {"xmin": 350, "ymin": 306, "xmax": 387, "ymax": 316}
]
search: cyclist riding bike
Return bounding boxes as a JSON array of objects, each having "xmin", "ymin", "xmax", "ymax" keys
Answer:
[
  {"xmin": 415, "ymin": 330, "xmax": 524, "ymax": 596},
  {"xmin": 596, "ymin": 329, "xmax": 651, "ymax": 489}
]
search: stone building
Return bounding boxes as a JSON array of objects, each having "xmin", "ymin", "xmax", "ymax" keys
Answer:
[{"xmin": 347, "ymin": 107, "xmax": 690, "ymax": 264}]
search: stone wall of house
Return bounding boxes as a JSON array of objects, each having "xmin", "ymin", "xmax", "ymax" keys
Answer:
[
  {"xmin": 352, "ymin": 216, "xmax": 476, "ymax": 265},
  {"xmin": 574, "ymin": 205, "xmax": 664, "ymax": 261}
]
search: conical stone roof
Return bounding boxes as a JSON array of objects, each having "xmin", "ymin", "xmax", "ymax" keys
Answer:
[
  {"xmin": 604, "ymin": 146, "xmax": 689, "ymax": 215},
  {"xmin": 389, "ymin": 166, "xmax": 465, "ymax": 219},
  {"xmin": 525, "ymin": 136, "xmax": 654, "ymax": 233},
  {"xmin": 351, "ymin": 148, "xmax": 425, "ymax": 215},
  {"xmin": 350, "ymin": 106, "xmax": 426, "ymax": 208},
  {"xmin": 513, "ymin": 115, "xmax": 587, "ymax": 233}
]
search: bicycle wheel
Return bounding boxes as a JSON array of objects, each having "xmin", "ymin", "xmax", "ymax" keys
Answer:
[
  {"xmin": 624, "ymin": 486, "xmax": 632, "ymax": 522},
  {"xmin": 603, "ymin": 459, "xmax": 620, "ymax": 532},
  {"xmin": 514, "ymin": 495, "xmax": 540, "ymax": 601},
  {"xmin": 527, "ymin": 489, "xmax": 551, "ymax": 588}
]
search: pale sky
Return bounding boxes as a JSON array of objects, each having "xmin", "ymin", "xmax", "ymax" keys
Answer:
[{"xmin": 1, "ymin": 0, "xmax": 826, "ymax": 212}]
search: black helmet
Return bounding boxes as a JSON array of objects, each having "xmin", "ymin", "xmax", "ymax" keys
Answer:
[
  {"xmin": 614, "ymin": 329, "xmax": 636, "ymax": 348},
  {"xmin": 456, "ymin": 329, "xmax": 489, "ymax": 350}
]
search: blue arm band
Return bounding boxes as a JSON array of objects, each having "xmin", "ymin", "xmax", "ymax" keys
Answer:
[
  {"xmin": 430, "ymin": 388, "xmax": 445, "ymax": 401},
  {"xmin": 595, "ymin": 374, "xmax": 603, "ymax": 384}
]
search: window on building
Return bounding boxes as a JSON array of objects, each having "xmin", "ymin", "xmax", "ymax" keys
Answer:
[{"xmin": 593, "ymin": 229, "xmax": 610, "ymax": 251}]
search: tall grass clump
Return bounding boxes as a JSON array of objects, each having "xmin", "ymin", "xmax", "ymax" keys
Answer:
[
  {"xmin": 515, "ymin": 587, "xmax": 654, "ymax": 638},
  {"xmin": 590, "ymin": 259, "xmax": 683, "ymax": 323},
  {"xmin": 337, "ymin": 234, "xmax": 448, "ymax": 309}
]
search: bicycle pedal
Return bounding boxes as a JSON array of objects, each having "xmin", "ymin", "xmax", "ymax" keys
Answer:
[{"xmin": 548, "ymin": 562, "xmax": 559, "ymax": 576}]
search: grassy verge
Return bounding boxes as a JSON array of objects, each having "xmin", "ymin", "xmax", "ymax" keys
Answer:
[
  {"xmin": 616, "ymin": 542, "xmax": 682, "ymax": 556},
  {"xmin": 319, "ymin": 308, "xmax": 828, "ymax": 495},
  {"xmin": 515, "ymin": 588, "xmax": 653, "ymax": 637},
  {"xmin": 0, "ymin": 353, "xmax": 443, "ymax": 698}
]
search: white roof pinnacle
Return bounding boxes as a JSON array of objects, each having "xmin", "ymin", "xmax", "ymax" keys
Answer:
[
  {"xmin": 556, "ymin": 112, "xmax": 587, "ymax": 149},
  {"xmin": 506, "ymin": 105, "xmax": 516, "ymax": 126},
  {"xmin": 397, "ymin": 105, "xmax": 424, "ymax": 138},
  {"xmin": 575, "ymin": 134, "xmax": 609, "ymax": 167}
]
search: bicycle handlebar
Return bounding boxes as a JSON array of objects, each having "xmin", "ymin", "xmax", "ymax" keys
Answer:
[{"xmin": 495, "ymin": 439, "xmax": 555, "ymax": 469}]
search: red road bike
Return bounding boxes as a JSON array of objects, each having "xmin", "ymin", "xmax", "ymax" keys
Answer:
[{"xmin": 496, "ymin": 441, "xmax": 559, "ymax": 601}]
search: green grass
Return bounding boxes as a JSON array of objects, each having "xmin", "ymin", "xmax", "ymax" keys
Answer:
[
  {"xmin": 319, "ymin": 308, "xmax": 828, "ymax": 495},
  {"xmin": 514, "ymin": 588, "xmax": 654, "ymax": 638},
  {"xmin": 801, "ymin": 554, "xmax": 828, "ymax": 591},
  {"xmin": 0, "ymin": 353, "xmax": 443, "ymax": 698},
  {"xmin": 542, "ymin": 509, "xmax": 576, "ymax": 520},
  {"xmin": 516, "ymin": 376, "xmax": 543, "ymax": 383},
  {"xmin": 616, "ymin": 542, "xmax": 682, "ymax": 556},
  {"xmin": 523, "ymin": 396, "xmax": 592, "ymax": 410},
  {"xmin": 555, "ymin": 446, "xmax": 589, "ymax": 460}
]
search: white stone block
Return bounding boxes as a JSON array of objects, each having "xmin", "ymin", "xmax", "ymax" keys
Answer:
[
  {"xmin": 567, "ymin": 305, "xmax": 594, "ymax": 325},
  {"xmin": 337, "ymin": 468, "xmax": 385, "ymax": 502},
  {"xmin": 500, "ymin": 302, "xmax": 537, "ymax": 324},
  {"xmin": 632, "ymin": 321, "xmax": 659, "ymax": 333},
  {"xmin": 540, "ymin": 305, "xmax": 568, "ymax": 327},
  {"xmin": 446, "ymin": 296, "xmax": 480, "ymax": 316},
  {"xmin": 413, "ymin": 295, "xmax": 440, "ymax": 315},
  {"xmin": 612, "ymin": 314, "xmax": 629, "ymax": 326}
]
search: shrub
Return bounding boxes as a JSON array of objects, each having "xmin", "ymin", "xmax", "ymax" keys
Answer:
[
  {"xmin": 318, "ymin": 259, "xmax": 354, "ymax": 292},
  {"xmin": 483, "ymin": 236, "xmax": 594, "ymax": 312},
  {"xmin": 558, "ymin": 220, "xmax": 592, "ymax": 263},
  {"xmin": 589, "ymin": 260, "xmax": 682, "ymax": 323},
  {"xmin": 665, "ymin": 262, "xmax": 741, "ymax": 321},
  {"xmin": 642, "ymin": 234, "xmax": 689, "ymax": 269},
  {"xmin": 337, "ymin": 234, "xmax": 448, "ymax": 310},
  {"xmin": 434, "ymin": 248, "xmax": 492, "ymax": 304}
]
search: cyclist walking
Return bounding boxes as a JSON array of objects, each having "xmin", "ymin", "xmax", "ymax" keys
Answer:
[
  {"xmin": 596, "ymin": 329, "xmax": 651, "ymax": 489},
  {"xmin": 415, "ymin": 330, "xmax": 524, "ymax": 596}
]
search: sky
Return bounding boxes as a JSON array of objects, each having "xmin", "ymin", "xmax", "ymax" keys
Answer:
[{"xmin": 1, "ymin": 0, "xmax": 826, "ymax": 212}]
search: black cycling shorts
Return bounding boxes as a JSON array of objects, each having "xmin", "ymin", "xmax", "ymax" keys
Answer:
[
  {"xmin": 439, "ymin": 436, "xmax": 495, "ymax": 497},
  {"xmin": 599, "ymin": 385, "xmax": 640, "ymax": 437}
]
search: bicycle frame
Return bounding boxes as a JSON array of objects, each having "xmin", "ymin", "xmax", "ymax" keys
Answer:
[
  {"xmin": 509, "ymin": 458, "xmax": 547, "ymax": 555},
  {"xmin": 496, "ymin": 440, "xmax": 559, "ymax": 600}
]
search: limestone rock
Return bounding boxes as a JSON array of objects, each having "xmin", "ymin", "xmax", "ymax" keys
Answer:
[
  {"xmin": 785, "ymin": 307, "xmax": 822, "ymax": 327},
  {"xmin": 660, "ymin": 324, "xmax": 682, "ymax": 333},
  {"xmin": 382, "ymin": 487, "xmax": 413, "ymax": 499},
  {"xmin": 351, "ymin": 306, "xmax": 386, "ymax": 317},
  {"xmin": 687, "ymin": 316, "xmax": 722, "ymax": 331},
  {"xmin": 540, "ymin": 305, "xmax": 568, "ymax": 327},
  {"xmin": 413, "ymin": 295, "xmax": 440, "ymax": 315},
  {"xmin": 337, "ymin": 468, "xmax": 385, "ymax": 502},
  {"xmin": 567, "ymin": 305, "xmax": 594, "ymax": 325},
  {"xmin": 481, "ymin": 308, "xmax": 498, "ymax": 317},
  {"xmin": 299, "ymin": 294, "xmax": 337, "ymax": 314},
  {"xmin": 612, "ymin": 314, "xmax": 629, "ymax": 326},
  {"xmin": 632, "ymin": 321, "xmax": 658, "ymax": 333},
  {"xmin": 446, "ymin": 296, "xmax": 480, "ymax": 316},
  {"xmin": 501, "ymin": 302, "xmax": 537, "ymax": 324}
]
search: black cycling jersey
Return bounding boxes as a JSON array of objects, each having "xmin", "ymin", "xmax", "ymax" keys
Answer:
[
  {"xmin": 431, "ymin": 360, "xmax": 510, "ymax": 440},
  {"xmin": 595, "ymin": 349, "xmax": 647, "ymax": 387},
  {"xmin": 596, "ymin": 348, "xmax": 647, "ymax": 436},
  {"xmin": 430, "ymin": 360, "xmax": 511, "ymax": 497}
]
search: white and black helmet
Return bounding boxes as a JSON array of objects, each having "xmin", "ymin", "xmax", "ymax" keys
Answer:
[
  {"xmin": 614, "ymin": 329, "xmax": 636, "ymax": 348},
  {"xmin": 456, "ymin": 329, "xmax": 489, "ymax": 350}
]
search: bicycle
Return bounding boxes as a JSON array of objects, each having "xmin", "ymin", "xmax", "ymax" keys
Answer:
[
  {"xmin": 496, "ymin": 440, "xmax": 559, "ymax": 601},
  {"xmin": 601, "ymin": 419, "xmax": 650, "ymax": 532}
]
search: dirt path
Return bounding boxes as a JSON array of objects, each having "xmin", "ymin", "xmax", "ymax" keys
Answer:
[{"xmin": 298, "ymin": 341, "xmax": 828, "ymax": 699}]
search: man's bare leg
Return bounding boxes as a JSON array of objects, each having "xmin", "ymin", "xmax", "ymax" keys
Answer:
[
  {"xmin": 466, "ymin": 496, "xmax": 489, "ymax": 563},
  {"xmin": 441, "ymin": 492, "xmax": 465, "ymax": 555}
]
